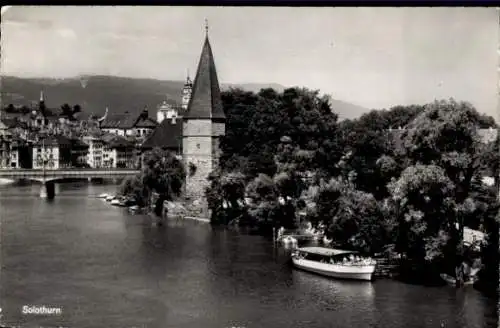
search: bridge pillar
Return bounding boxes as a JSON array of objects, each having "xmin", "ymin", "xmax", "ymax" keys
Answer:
[{"xmin": 40, "ymin": 181, "xmax": 55, "ymax": 199}]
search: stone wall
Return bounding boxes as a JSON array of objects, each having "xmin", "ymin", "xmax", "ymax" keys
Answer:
[{"xmin": 182, "ymin": 119, "xmax": 224, "ymax": 218}]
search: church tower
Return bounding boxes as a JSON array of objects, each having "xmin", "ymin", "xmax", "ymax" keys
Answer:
[
  {"xmin": 183, "ymin": 22, "xmax": 226, "ymax": 214},
  {"xmin": 181, "ymin": 70, "xmax": 193, "ymax": 111}
]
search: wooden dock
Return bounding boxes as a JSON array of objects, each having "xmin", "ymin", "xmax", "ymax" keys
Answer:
[{"xmin": 373, "ymin": 257, "xmax": 400, "ymax": 278}]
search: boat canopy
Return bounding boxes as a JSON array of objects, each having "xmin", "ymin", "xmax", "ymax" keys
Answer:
[{"xmin": 297, "ymin": 247, "xmax": 358, "ymax": 257}]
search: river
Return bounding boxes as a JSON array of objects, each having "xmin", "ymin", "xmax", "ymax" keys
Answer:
[{"xmin": 0, "ymin": 182, "xmax": 496, "ymax": 328}]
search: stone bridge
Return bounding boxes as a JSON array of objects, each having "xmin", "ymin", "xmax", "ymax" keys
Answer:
[{"xmin": 0, "ymin": 168, "xmax": 140, "ymax": 199}]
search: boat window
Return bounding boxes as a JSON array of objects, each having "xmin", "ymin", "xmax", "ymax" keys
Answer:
[{"xmin": 303, "ymin": 253, "xmax": 331, "ymax": 262}]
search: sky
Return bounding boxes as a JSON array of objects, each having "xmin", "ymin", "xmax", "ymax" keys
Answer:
[{"xmin": 1, "ymin": 6, "xmax": 499, "ymax": 119}]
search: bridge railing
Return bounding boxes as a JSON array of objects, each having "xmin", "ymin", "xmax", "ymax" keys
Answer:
[{"xmin": 0, "ymin": 168, "xmax": 140, "ymax": 177}]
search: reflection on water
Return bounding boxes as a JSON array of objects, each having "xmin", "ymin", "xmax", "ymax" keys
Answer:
[{"xmin": 0, "ymin": 182, "xmax": 496, "ymax": 328}]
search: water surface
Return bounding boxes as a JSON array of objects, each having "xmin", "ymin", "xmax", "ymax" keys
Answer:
[{"xmin": 0, "ymin": 182, "xmax": 496, "ymax": 328}]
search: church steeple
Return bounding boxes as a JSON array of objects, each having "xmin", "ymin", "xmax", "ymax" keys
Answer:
[
  {"xmin": 181, "ymin": 69, "xmax": 193, "ymax": 111},
  {"xmin": 184, "ymin": 24, "xmax": 225, "ymax": 121},
  {"xmin": 39, "ymin": 90, "xmax": 47, "ymax": 116}
]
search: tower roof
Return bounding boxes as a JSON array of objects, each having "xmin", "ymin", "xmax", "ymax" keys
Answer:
[{"xmin": 184, "ymin": 34, "xmax": 225, "ymax": 121}]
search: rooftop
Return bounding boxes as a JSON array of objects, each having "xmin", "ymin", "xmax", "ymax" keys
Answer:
[
  {"xmin": 100, "ymin": 112, "xmax": 137, "ymax": 129},
  {"xmin": 134, "ymin": 116, "xmax": 158, "ymax": 129},
  {"xmin": 297, "ymin": 247, "xmax": 358, "ymax": 257},
  {"xmin": 34, "ymin": 135, "xmax": 72, "ymax": 147},
  {"xmin": 141, "ymin": 118, "xmax": 182, "ymax": 150},
  {"xmin": 184, "ymin": 35, "xmax": 225, "ymax": 121}
]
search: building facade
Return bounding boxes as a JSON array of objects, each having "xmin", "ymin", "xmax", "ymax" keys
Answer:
[
  {"xmin": 156, "ymin": 101, "xmax": 180, "ymax": 124},
  {"xmin": 83, "ymin": 135, "xmax": 104, "ymax": 168},
  {"xmin": 102, "ymin": 135, "xmax": 136, "ymax": 168},
  {"xmin": 32, "ymin": 136, "xmax": 71, "ymax": 170}
]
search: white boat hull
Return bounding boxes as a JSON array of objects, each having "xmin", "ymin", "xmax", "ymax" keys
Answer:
[
  {"xmin": 0, "ymin": 178, "xmax": 15, "ymax": 185},
  {"xmin": 292, "ymin": 258, "xmax": 375, "ymax": 281}
]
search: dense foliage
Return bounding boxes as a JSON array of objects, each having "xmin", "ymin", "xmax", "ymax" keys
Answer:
[
  {"xmin": 119, "ymin": 148, "xmax": 185, "ymax": 215},
  {"xmin": 206, "ymin": 88, "xmax": 499, "ymax": 288}
]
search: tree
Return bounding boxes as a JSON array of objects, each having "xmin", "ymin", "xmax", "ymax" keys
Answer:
[
  {"xmin": 219, "ymin": 87, "xmax": 340, "ymax": 177},
  {"xmin": 206, "ymin": 170, "xmax": 247, "ymax": 225},
  {"xmin": 245, "ymin": 174, "xmax": 282, "ymax": 233},
  {"xmin": 5, "ymin": 104, "xmax": 15, "ymax": 113},
  {"xmin": 119, "ymin": 175, "xmax": 148, "ymax": 207},
  {"xmin": 60, "ymin": 103, "xmax": 72, "ymax": 117},
  {"xmin": 123, "ymin": 148, "xmax": 185, "ymax": 216},
  {"xmin": 314, "ymin": 178, "xmax": 391, "ymax": 254},
  {"xmin": 390, "ymin": 100, "xmax": 499, "ymax": 278},
  {"xmin": 336, "ymin": 105, "xmax": 425, "ymax": 200},
  {"xmin": 388, "ymin": 165, "xmax": 457, "ymax": 265}
]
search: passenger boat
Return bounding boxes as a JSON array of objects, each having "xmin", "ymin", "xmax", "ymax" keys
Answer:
[
  {"xmin": 110, "ymin": 199, "xmax": 121, "ymax": 206},
  {"xmin": 291, "ymin": 246, "xmax": 377, "ymax": 281}
]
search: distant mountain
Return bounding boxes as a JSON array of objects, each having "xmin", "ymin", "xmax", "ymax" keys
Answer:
[{"xmin": 0, "ymin": 75, "xmax": 369, "ymax": 120}]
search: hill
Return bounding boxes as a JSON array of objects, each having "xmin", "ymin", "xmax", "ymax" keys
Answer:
[{"xmin": 0, "ymin": 75, "xmax": 369, "ymax": 120}]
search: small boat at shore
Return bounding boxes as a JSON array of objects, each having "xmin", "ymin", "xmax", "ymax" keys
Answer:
[
  {"xmin": 97, "ymin": 193, "xmax": 109, "ymax": 199},
  {"xmin": 281, "ymin": 236, "xmax": 298, "ymax": 247},
  {"xmin": 292, "ymin": 246, "xmax": 377, "ymax": 281},
  {"xmin": 0, "ymin": 178, "xmax": 15, "ymax": 186},
  {"xmin": 110, "ymin": 199, "xmax": 122, "ymax": 206},
  {"xmin": 323, "ymin": 236, "xmax": 333, "ymax": 245},
  {"xmin": 105, "ymin": 195, "xmax": 115, "ymax": 202},
  {"xmin": 128, "ymin": 205, "xmax": 145, "ymax": 214},
  {"xmin": 440, "ymin": 273, "xmax": 477, "ymax": 287}
]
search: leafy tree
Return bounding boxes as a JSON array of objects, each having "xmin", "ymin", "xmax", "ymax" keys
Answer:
[
  {"xmin": 388, "ymin": 165, "xmax": 457, "ymax": 265},
  {"xmin": 314, "ymin": 178, "xmax": 391, "ymax": 254},
  {"xmin": 60, "ymin": 103, "xmax": 72, "ymax": 117},
  {"xmin": 245, "ymin": 174, "xmax": 283, "ymax": 232},
  {"xmin": 119, "ymin": 175, "xmax": 148, "ymax": 207},
  {"xmin": 5, "ymin": 104, "xmax": 15, "ymax": 113},
  {"xmin": 219, "ymin": 87, "xmax": 340, "ymax": 177},
  {"xmin": 121, "ymin": 148, "xmax": 185, "ymax": 216},
  {"xmin": 391, "ymin": 100, "xmax": 499, "ymax": 277},
  {"xmin": 206, "ymin": 170, "xmax": 247, "ymax": 225},
  {"xmin": 336, "ymin": 105, "xmax": 425, "ymax": 199},
  {"xmin": 477, "ymin": 113, "xmax": 498, "ymax": 129}
]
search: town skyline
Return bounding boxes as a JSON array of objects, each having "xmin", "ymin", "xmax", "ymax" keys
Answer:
[{"xmin": 1, "ymin": 6, "xmax": 498, "ymax": 120}]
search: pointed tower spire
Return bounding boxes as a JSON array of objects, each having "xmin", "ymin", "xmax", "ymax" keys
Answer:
[
  {"xmin": 184, "ymin": 25, "xmax": 225, "ymax": 120},
  {"xmin": 39, "ymin": 90, "xmax": 46, "ymax": 116}
]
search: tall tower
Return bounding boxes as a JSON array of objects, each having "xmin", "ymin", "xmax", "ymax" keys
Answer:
[
  {"xmin": 183, "ymin": 22, "xmax": 226, "ymax": 214},
  {"xmin": 156, "ymin": 101, "xmax": 178, "ymax": 123},
  {"xmin": 181, "ymin": 70, "xmax": 193, "ymax": 111},
  {"xmin": 39, "ymin": 91, "xmax": 46, "ymax": 115}
]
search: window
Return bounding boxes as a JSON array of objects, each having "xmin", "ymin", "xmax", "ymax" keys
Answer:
[{"xmin": 196, "ymin": 143, "xmax": 200, "ymax": 149}]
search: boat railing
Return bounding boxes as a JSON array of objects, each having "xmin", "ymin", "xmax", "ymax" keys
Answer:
[{"xmin": 294, "ymin": 253, "xmax": 376, "ymax": 266}]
